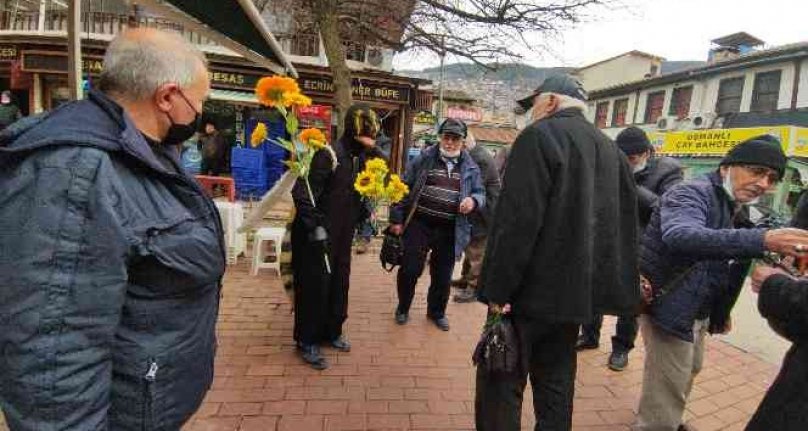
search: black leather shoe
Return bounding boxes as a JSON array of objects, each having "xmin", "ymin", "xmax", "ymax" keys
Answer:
[
  {"xmin": 395, "ymin": 310, "xmax": 409, "ymax": 325},
  {"xmin": 297, "ymin": 343, "xmax": 329, "ymax": 370},
  {"xmin": 330, "ymin": 336, "xmax": 351, "ymax": 352},
  {"xmin": 428, "ymin": 315, "xmax": 450, "ymax": 331},
  {"xmin": 453, "ymin": 289, "xmax": 477, "ymax": 303},
  {"xmin": 575, "ymin": 335, "xmax": 599, "ymax": 351},
  {"xmin": 608, "ymin": 350, "xmax": 629, "ymax": 371}
]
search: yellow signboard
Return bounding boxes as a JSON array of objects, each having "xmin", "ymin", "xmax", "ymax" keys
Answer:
[
  {"xmin": 655, "ymin": 127, "xmax": 791, "ymax": 156},
  {"xmin": 793, "ymin": 128, "xmax": 808, "ymax": 158}
]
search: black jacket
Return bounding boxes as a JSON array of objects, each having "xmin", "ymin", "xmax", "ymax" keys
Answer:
[
  {"xmin": 634, "ymin": 156, "xmax": 683, "ymax": 227},
  {"xmin": 0, "ymin": 90, "xmax": 225, "ymax": 430},
  {"xmin": 792, "ymin": 191, "xmax": 808, "ymax": 229},
  {"xmin": 746, "ymin": 275, "xmax": 808, "ymax": 431},
  {"xmin": 467, "ymin": 144, "xmax": 501, "ymax": 237},
  {"xmin": 478, "ymin": 109, "xmax": 640, "ymax": 322}
]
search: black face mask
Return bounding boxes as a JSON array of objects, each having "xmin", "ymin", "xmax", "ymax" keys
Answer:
[{"xmin": 163, "ymin": 90, "xmax": 201, "ymax": 146}]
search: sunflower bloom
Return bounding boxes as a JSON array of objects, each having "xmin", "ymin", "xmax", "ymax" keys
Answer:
[
  {"xmin": 354, "ymin": 171, "xmax": 375, "ymax": 195},
  {"xmin": 365, "ymin": 158, "xmax": 389, "ymax": 176},
  {"xmin": 299, "ymin": 128, "xmax": 327, "ymax": 149},
  {"xmin": 386, "ymin": 174, "xmax": 409, "ymax": 203},
  {"xmin": 250, "ymin": 123, "xmax": 267, "ymax": 148},
  {"xmin": 283, "ymin": 92, "xmax": 312, "ymax": 108},
  {"xmin": 255, "ymin": 76, "xmax": 300, "ymax": 107}
]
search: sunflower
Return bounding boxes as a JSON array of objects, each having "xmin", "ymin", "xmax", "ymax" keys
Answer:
[
  {"xmin": 365, "ymin": 158, "xmax": 389, "ymax": 176},
  {"xmin": 385, "ymin": 174, "xmax": 409, "ymax": 203},
  {"xmin": 255, "ymin": 76, "xmax": 300, "ymax": 107},
  {"xmin": 283, "ymin": 92, "xmax": 312, "ymax": 108},
  {"xmin": 354, "ymin": 171, "xmax": 375, "ymax": 195},
  {"xmin": 250, "ymin": 122, "xmax": 267, "ymax": 148},
  {"xmin": 299, "ymin": 128, "xmax": 327, "ymax": 149}
]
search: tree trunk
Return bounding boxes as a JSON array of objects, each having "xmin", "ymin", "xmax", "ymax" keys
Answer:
[{"xmin": 311, "ymin": 0, "xmax": 352, "ymax": 137}]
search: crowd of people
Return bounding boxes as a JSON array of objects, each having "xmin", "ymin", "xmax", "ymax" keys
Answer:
[{"xmin": 1, "ymin": 27, "xmax": 808, "ymax": 431}]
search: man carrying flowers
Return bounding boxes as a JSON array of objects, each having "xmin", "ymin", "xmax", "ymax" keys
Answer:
[
  {"xmin": 388, "ymin": 118, "xmax": 485, "ymax": 331},
  {"xmin": 290, "ymin": 103, "xmax": 387, "ymax": 369}
]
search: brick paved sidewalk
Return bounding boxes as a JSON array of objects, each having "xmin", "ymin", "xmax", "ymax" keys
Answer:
[{"xmin": 0, "ymin": 254, "xmax": 782, "ymax": 431}]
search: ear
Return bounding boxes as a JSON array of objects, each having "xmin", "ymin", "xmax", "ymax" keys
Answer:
[
  {"xmin": 154, "ymin": 83, "xmax": 178, "ymax": 113},
  {"xmin": 547, "ymin": 94, "xmax": 561, "ymax": 112},
  {"xmin": 719, "ymin": 165, "xmax": 729, "ymax": 177}
]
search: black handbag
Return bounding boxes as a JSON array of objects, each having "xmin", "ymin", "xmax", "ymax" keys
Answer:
[{"xmin": 472, "ymin": 313, "xmax": 519, "ymax": 375}]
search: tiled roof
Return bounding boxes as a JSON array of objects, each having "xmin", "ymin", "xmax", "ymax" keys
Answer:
[{"xmin": 468, "ymin": 125, "xmax": 520, "ymax": 145}]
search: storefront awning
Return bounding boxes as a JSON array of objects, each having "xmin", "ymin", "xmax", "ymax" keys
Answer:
[
  {"xmin": 209, "ymin": 89, "xmax": 258, "ymax": 105},
  {"xmin": 136, "ymin": 0, "xmax": 297, "ymax": 77}
]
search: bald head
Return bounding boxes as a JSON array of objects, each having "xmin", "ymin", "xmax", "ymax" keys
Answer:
[{"xmin": 99, "ymin": 28, "xmax": 208, "ymax": 101}]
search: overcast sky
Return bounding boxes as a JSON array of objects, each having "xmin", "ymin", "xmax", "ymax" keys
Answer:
[{"xmin": 392, "ymin": 0, "xmax": 808, "ymax": 71}]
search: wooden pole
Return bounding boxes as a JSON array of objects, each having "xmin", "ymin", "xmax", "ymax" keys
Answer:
[{"xmin": 67, "ymin": 0, "xmax": 82, "ymax": 100}]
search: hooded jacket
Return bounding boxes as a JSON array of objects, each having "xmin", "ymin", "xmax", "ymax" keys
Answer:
[
  {"xmin": 478, "ymin": 109, "xmax": 640, "ymax": 322},
  {"xmin": 0, "ymin": 89, "xmax": 225, "ymax": 430}
]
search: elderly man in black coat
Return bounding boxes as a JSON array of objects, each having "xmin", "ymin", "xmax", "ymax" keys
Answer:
[
  {"xmin": 578, "ymin": 126, "xmax": 683, "ymax": 371},
  {"xmin": 475, "ymin": 74, "xmax": 640, "ymax": 430}
]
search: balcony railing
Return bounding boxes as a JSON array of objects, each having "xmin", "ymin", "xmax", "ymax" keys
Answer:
[
  {"xmin": 0, "ymin": 10, "xmax": 216, "ymax": 46},
  {"xmin": 276, "ymin": 32, "xmax": 368, "ymax": 62}
]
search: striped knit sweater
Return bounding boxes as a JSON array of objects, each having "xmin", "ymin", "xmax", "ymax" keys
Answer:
[{"xmin": 416, "ymin": 159, "xmax": 461, "ymax": 223}]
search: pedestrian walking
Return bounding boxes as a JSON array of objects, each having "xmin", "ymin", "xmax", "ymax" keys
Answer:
[
  {"xmin": 388, "ymin": 118, "xmax": 485, "ymax": 331},
  {"xmin": 475, "ymin": 74, "xmax": 640, "ymax": 431},
  {"xmin": 453, "ymin": 131, "xmax": 501, "ymax": 303}
]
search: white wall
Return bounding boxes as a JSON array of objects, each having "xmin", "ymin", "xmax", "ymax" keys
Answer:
[
  {"xmin": 795, "ymin": 58, "xmax": 808, "ymax": 108},
  {"xmin": 578, "ymin": 55, "xmax": 661, "ymax": 92},
  {"xmin": 587, "ymin": 57, "xmax": 806, "ymax": 129}
]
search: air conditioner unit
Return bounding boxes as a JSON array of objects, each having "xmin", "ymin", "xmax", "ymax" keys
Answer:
[
  {"xmin": 655, "ymin": 116, "xmax": 678, "ymax": 130},
  {"xmin": 689, "ymin": 112, "xmax": 718, "ymax": 129}
]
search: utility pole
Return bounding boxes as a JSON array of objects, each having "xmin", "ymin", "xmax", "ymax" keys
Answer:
[
  {"xmin": 67, "ymin": 0, "xmax": 83, "ymax": 100},
  {"xmin": 435, "ymin": 36, "xmax": 446, "ymax": 131}
]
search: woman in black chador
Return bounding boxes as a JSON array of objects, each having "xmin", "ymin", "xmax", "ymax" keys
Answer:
[{"xmin": 291, "ymin": 104, "xmax": 385, "ymax": 369}]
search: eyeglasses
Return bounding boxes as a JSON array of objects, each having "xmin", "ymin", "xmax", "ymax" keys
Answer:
[{"xmin": 738, "ymin": 164, "xmax": 780, "ymax": 184}]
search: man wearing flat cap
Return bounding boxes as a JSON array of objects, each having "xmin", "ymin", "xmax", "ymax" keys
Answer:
[
  {"xmin": 578, "ymin": 127, "xmax": 684, "ymax": 372},
  {"xmin": 635, "ymin": 135, "xmax": 808, "ymax": 431},
  {"xmin": 389, "ymin": 118, "xmax": 485, "ymax": 331},
  {"xmin": 475, "ymin": 74, "xmax": 640, "ymax": 430}
]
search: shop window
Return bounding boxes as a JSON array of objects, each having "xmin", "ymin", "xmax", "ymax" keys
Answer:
[
  {"xmin": 644, "ymin": 91, "xmax": 665, "ymax": 124},
  {"xmin": 611, "ymin": 98, "xmax": 629, "ymax": 127},
  {"xmin": 716, "ymin": 76, "xmax": 744, "ymax": 115},
  {"xmin": 594, "ymin": 101, "xmax": 609, "ymax": 128},
  {"xmin": 751, "ymin": 70, "xmax": 782, "ymax": 113},
  {"xmin": 669, "ymin": 86, "xmax": 692, "ymax": 119}
]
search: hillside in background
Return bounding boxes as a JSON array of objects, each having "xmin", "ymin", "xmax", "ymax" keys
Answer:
[{"xmin": 396, "ymin": 62, "xmax": 574, "ymax": 118}]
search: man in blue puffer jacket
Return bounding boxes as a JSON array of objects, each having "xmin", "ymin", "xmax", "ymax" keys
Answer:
[
  {"xmin": 0, "ymin": 29, "xmax": 225, "ymax": 430},
  {"xmin": 635, "ymin": 135, "xmax": 808, "ymax": 431}
]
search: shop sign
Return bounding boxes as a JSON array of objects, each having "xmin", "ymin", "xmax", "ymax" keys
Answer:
[
  {"xmin": 445, "ymin": 106, "xmax": 482, "ymax": 123},
  {"xmin": 414, "ymin": 111, "xmax": 435, "ymax": 125},
  {"xmin": 297, "ymin": 104, "xmax": 333, "ymax": 143},
  {"xmin": 655, "ymin": 127, "xmax": 790, "ymax": 156},
  {"xmin": 208, "ymin": 71, "xmax": 258, "ymax": 89},
  {"xmin": 0, "ymin": 45, "xmax": 17, "ymax": 61},
  {"xmin": 20, "ymin": 52, "xmax": 104, "ymax": 75},
  {"xmin": 300, "ymin": 77, "xmax": 409, "ymax": 103}
]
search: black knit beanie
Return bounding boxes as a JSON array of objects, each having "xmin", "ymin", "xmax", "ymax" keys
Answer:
[
  {"xmin": 616, "ymin": 127, "xmax": 651, "ymax": 156},
  {"xmin": 721, "ymin": 135, "xmax": 787, "ymax": 179}
]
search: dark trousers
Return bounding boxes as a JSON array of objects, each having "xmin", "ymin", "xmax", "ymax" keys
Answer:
[
  {"xmin": 476, "ymin": 318, "xmax": 579, "ymax": 431},
  {"xmin": 396, "ymin": 217, "xmax": 455, "ymax": 318},
  {"xmin": 580, "ymin": 314, "xmax": 638, "ymax": 352}
]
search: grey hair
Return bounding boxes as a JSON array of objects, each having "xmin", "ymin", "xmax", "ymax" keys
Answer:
[
  {"xmin": 98, "ymin": 29, "xmax": 207, "ymax": 99},
  {"xmin": 537, "ymin": 93, "xmax": 589, "ymax": 115}
]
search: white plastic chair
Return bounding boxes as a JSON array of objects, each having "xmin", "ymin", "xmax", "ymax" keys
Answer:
[{"xmin": 251, "ymin": 227, "xmax": 285, "ymax": 276}]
